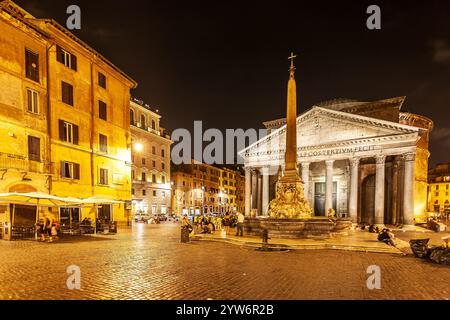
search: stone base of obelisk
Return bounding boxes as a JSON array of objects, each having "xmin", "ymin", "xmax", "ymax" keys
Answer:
[{"xmin": 267, "ymin": 169, "xmax": 313, "ymax": 219}]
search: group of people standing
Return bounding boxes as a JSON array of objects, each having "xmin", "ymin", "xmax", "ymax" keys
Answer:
[
  {"xmin": 184, "ymin": 212, "xmax": 246, "ymax": 236},
  {"xmin": 36, "ymin": 215, "xmax": 59, "ymax": 242}
]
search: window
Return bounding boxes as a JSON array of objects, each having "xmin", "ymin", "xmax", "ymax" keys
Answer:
[
  {"xmin": 153, "ymin": 190, "xmax": 157, "ymax": 197},
  {"xmin": 140, "ymin": 114, "xmax": 146, "ymax": 128},
  {"xmin": 142, "ymin": 189, "xmax": 146, "ymax": 196},
  {"xmin": 61, "ymin": 81, "xmax": 74, "ymax": 106},
  {"xmin": 58, "ymin": 120, "xmax": 78, "ymax": 144},
  {"xmin": 98, "ymin": 72, "xmax": 106, "ymax": 89},
  {"xmin": 25, "ymin": 49, "xmax": 39, "ymax": 82},
  {"xmin": 26, "ymin": 88, "xmax": 39, "ymax": 114},
  {"xmin": 436, "ymin": 185, "xmax": 439, "ymax": 190},
  {"xmin": 61, "ymin": 161, "xmax": 80, "ymax": 180},
  {"xmin": 162, "ymin": 163, "xmax": 165, "ymax": 170},
  {"xmin": 436, "ymin": 192, "xmax": 439, "ymax": 197},
  {"xmin": 131, "ymin": 170, "xmax": 135, "ymax": 180},
  {"xmin": 99, "ymin": 168, "xmax": 108, "ymax": 185},
  {"xmin": 152, "ymin": 174, "xmax": 156, "ymax": 183},
  {"xmin": 132, "ymin": 188, "xmax": 135, "ymax": 195},
  {"xmin": 141, "ymin": 172, "xmax": 146, "ymax": 182},
  {"xmin": 56, "ymin": 46, "xmax": 77, "ymax": 71},
  {"xmin": 152, "ymin": 146, "xmax": 156, "ymax": 155},
  {"xmin": 161, "ymin": 148, "xmax": 165, "ymax": 157},
  {"xmin": 152, "ymin": 160, "xmax": 156, "ymax": 168},
  {"xmin": 130, "ymin": 109, "xmax": 135, "ymax": 125},
  {"xmin": 151, "ymin": 119, "xmax": 156, "ymax": 130},
  {"xmin": 99, "ymin": 134, "xmax": 108, "ymax": 153},
  {"xmin": 161, "ymin": 176, "xmax": 166, "ymax": 184},
  {"xmin": 28, "ymin": 136, "xmax": 40, "ymax": 161},
  {"xmin": 142, "ymin": 158, "xmax": 146, "ymax": 165},
  {"xmin": 98, "ymin": 101, "xmax": 107, "ymax": 120}
]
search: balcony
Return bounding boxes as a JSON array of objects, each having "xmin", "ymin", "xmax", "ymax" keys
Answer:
[{"xmin": 0, "ymin": 152, "xmax": 52, "ymax": 174}]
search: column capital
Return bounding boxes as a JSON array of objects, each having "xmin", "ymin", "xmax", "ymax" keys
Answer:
[
  {"xmin": 244, "ymin": 166, "xmax": 252, "ymax": 173},
  {"xmin": 375, "ymin": 154, "xmax": 386, "ymax": 165},
  {"xmin": 349, "ymin": 157, "xmax": 360, "ymax": 167},
  {"xmin": 300, "ymin": 162, "xmax": 310, "ymax": 169},
  {"xmin": 325, "ymin": 159, "xmax": 334, "ymax": 168},
  {"xmin": 260, "ymin": 166, "xmax": 270, "ymax": 175},
  {"xmin": 403, "ymin": 152, "xmax": 416, "ymax": 162}
]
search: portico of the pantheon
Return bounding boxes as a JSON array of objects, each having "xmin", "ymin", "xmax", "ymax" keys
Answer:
[{"xmin": 239, "ymin": 97, "xmax": 433, "ymax": 225}]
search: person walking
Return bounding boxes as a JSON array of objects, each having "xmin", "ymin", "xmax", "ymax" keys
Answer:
[
  {"xmin": 223, "ymin": 212, "xmax": 231, "ymax": 235},
  {"xmin": 235, "ymin": 212, "xmax": 245, "ymax": 237}
]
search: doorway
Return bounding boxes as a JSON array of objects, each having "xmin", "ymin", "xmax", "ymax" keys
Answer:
[
  {"xmin": 11, "ymin": 204, "xmax": 36, "ymax": 226},
  {"xmin": 314, "ymin": 182, "xmax": 337, "ymax": 216},
  {"xmin": 97, "ymin": 205, "xmax": 112, "ymax": 221},
  {"xmin": 59, "ymin": 208, "xmax": 80, "ymax": 227}
]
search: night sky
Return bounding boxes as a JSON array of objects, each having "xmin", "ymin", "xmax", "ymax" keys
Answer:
[{"xmin": 15, "ymin": 0, "xmax": 450, "ymax": 166}]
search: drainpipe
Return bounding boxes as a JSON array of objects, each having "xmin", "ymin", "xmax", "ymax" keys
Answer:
[
  {"xmin": 90, "ymin": 61, "xmax": 95, "ymax": 196},
  {"xmin": 46, "ymin": 42, "xmax": 55, "ymax": 194}
]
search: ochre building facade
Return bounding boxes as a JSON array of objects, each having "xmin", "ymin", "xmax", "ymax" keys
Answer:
[{"xmin": 0, "ymin": 1, "xmax": 137, "ymax": 229}]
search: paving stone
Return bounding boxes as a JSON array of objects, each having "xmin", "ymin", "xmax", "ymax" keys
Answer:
[{"xmin": 0, "ymin": 223, "xmax": 448, "ymax": 300}]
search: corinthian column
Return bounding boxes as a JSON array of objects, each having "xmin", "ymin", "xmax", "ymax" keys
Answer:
[
  {"xmin": 374, "ymin": 155, "xmax": 386, "ymax": 225},
  {"xmin": 325, "ymin": 160, "xmax": 334, "ymax": 214},
  {"xmin": 403, "ymin": 153, "xmax": 416, "ymax": 225},
  {"xmin": 301, "ymin": 162, "xmax": 310, "ymax": 201},
  {"xmin": 348, "ymin": 157, "xmax": 360, "ymax": 222},
  {"xmin": 244, "ymin": 167, "xmax": 251, "ymax": 216},
  {"xmin": 261, "ymin": 167, "xmax": 270, "ymax": 216}
]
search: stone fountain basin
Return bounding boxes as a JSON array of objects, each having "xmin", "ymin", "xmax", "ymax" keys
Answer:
[{"xmin": 244, "ymin": 217, "xmax": 352, "ymax": 239}]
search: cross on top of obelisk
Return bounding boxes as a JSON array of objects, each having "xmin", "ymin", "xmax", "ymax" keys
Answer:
[{"xmin": 288, "ymin": 52, "xmax": 297, "ymax": 74}]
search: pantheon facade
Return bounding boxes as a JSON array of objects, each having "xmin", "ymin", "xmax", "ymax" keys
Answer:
[{"xmin": 239, "ymin": 97, "xmax": 433, "ymax": 225}]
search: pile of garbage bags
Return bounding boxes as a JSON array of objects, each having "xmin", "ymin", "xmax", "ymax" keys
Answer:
[{"xmin": 409, "ymin": 238, "xmax": 450, "ymax": 265}]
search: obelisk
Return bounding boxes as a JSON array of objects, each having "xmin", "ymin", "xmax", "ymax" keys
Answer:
[
  {"xmin": 267, "ymin": 53, "xmax": 312, "ymax": 219},
  {"xmin": 284, "ymin": 52, "xmax": 299, "ymax": 177}
]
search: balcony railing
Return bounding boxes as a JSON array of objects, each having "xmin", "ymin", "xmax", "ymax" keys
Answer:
[{"xmin": 0, "ymin": 152, "xmax": 52, "ymax": 174}]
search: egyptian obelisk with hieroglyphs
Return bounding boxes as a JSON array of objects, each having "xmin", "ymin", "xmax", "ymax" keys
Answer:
[{"xmin": 267, "ymin": 53, "xmax": 312, "ymax": 219}]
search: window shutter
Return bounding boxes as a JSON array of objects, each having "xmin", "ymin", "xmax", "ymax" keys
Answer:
[
  {"xmin": 71, "ymin": 54, "xmax": 77, "ymax": 71},
  {"xmin": 73, "ymin": 124, "xmax": 79, "ymax": 145},
  {"xmin": 62, "ymin": 82, "xmax": 74, "ymax": 106},
  {"xmin": 28, "ymin": 136, "xmax": 40, "ymax": 161},
  {"xmin": 61, "ymin": 161, "xmax": 66, "ymax": 177},
  {"xmin": 59, "ymin": 120, "xmax": 65, "ymax": 141},
  {"xmin": 74, "ymin": 163, "xmax": 80, "ymax": 180},
  {"xmin": 56, "ymin": 46, "xmax": 64, "ymax": 63},
  {"xmin": 68, "ymin": 84, "xmax": 74, "ymax": 105},
  {"xmin": 99, "ymin": 101, "xmax": 107, "ymax": 120}
]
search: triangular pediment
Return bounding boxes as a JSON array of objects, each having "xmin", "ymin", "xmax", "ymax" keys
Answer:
[{"xmin": 240, "ymin": 107, "xmax": 419, "ymax": 159}]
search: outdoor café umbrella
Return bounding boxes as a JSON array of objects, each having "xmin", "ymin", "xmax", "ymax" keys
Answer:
[{"xmin": 0, "ymin": 192, "xmax": 82, "ymax": 238}]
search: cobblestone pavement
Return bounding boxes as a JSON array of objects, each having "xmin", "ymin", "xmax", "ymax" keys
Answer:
[{"xmin": 0, "ymin": 223, "xmax": 449, "ymax": 300}]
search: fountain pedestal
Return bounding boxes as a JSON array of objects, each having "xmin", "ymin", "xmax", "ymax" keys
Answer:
[{"xmin": 244, "ymin": 217, "xmax": 352, "ymax": 239}]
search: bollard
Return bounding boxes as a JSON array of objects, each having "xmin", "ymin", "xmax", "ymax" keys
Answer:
[
  {"xmin": 181, "ymin": 226, "xmax": 190, "ymax": 243},
  {"xmin": 262, "ymin": 229, "xmax": 269, "ymax": 244}
]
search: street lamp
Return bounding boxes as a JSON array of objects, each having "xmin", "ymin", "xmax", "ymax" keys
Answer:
[
  {"xmin": 134, "ymin": 142, "xmax": 143, "ymax": 152},
  {"xmin": 201, "ymin": 186, "xmax": 205, "ymax": 215}
]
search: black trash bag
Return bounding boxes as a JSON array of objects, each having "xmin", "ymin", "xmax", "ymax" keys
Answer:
[
  {"xmin": 409, "ymin": 239, "xmax": 430, "ymax": 259},
  {"xmin": 429, "ymin": 247, "xmax": 450, "ymax": 265}
]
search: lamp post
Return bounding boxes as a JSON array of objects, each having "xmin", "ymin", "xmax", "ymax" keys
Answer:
[{"xmin": 201, "ymin": 186, "xmax": 205, "ymax": 215}]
